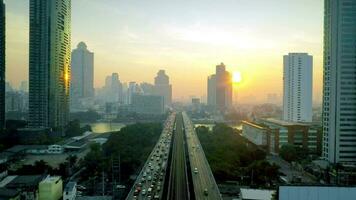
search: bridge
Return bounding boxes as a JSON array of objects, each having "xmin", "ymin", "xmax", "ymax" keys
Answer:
[{"xmin": 126, "ymin": 112, "xmax": 222, "ymax": 200}]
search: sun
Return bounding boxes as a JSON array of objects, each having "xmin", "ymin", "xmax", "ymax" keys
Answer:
[{"xmin": 232, "ymin": 71, "xmax": 242, "ymax": 83}]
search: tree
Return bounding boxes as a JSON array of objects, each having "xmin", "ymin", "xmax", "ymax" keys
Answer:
[{"xmin": 279, "ymin": 144, "xmax": 297, "ymax": 162}]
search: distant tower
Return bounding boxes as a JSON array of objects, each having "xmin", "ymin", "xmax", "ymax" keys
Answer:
[
  {"xmin": 71, "ymin": 42, "xmax": 94, "ymax": 98},
  {"xmin": 29, "ymin": 0, "xmax": 71, "ymax": 131},
  {"xmin": 323, "ymin": 0, "xmax": 356, "ymax": 164},
  {"xmin": 283, "ymin": 53, "xmax": 313, "ymax": 123},
  {"xmin": 154, "ymin": 70, "xmax": 172, "ymax": 107},
  {"xmin": 0, "ymin": 0, "xmax": 4, "ymax": 129},
  {"xmin": 207, "ymin": 75, "xmax": 216, "ymax": 106},
  {"xmin": 70, "ymin": 42, "xmax": 94, "ymax": 110},
  {"xmin": 207, "ymin": 63, "xmax": 232, "ymax": 111},
  {"xmin": 111, "ymin": 73, "xmax": 123, "ymax": 103}
]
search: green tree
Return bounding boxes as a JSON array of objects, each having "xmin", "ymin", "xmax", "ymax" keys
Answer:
[{"xmin": 279, "ymin": 144, "xmax": 297, "ymax": 162}]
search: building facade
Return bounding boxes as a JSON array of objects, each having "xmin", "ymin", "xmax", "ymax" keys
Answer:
[
  {"xmin": 283, "ymin": 53, "xmax": 313, "ymax": 123},
  {"xmin": 242, "ymin": 119, "xmax": 322, "ymax": 155},
  {"xmin": 153, "ymin": 70, "xmax": 172, "ymax": 107},
  {"xmin": 207, "ymin": 75, "xmax": 216, "ymax": 107},
  {"xmin": 322, "ymin": 0, "xmax": 356, "ymax": 164},
  {"xmin": 70, "ymin": 42, "xmax": 94, "ymax": 109},
  {"xmin": 207, "ymin": 63, "xmax": 232, "ymax": 111},
  {"xmin": 38, "ymin": 176, "xmax": 63, "ymax": 200},
  {"xmin": 0, "ymin": 0, "xmax": 5, "ymax": 130},
  {"xmin": 29, "ymin": 0, "xmax": 71, "ymax": 131},
  {"xmin": 131, "ymin": 94, "xmax": 164, "ymax": 115}
]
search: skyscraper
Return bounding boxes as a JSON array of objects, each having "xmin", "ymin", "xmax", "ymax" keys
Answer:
[
  {"xmin": 207, "ymin": 63, "xmax": 232, "ymax": 111},
  {"xmin": 70, "ymin": 42, "xmax": 94, "ymax": 99},
  {"xmin": 207, "ymin": 75, "xmax": 216, "ymax": 106},
  {"xmin": 29, "ymin": 0, "xmax": 71, "ymax": 131},
  {"xmin": 153, "ymin": 70, "xmax": 172, "ymax": 107},
  {"xmin": 283, "ymin": 53, "xmax": 313, "ymax": 123},
  {"xmin": 0, "ymin": 0, "xmax": 4, "ymax": 130},
  {"xmin": 111, "ymin": 73, "xmax": 123, "ymax": 103},
  {"xmin": 323, "ymin": 0, "xmax": 356, "ymax": 164}
]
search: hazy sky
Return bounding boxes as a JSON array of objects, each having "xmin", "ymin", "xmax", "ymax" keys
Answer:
[{"xmin": 5, "ymin": 0, "xmax": 323, "ymax": 103}]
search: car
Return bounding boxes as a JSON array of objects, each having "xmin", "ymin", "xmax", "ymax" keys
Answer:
[
  {"xmin": 204, "ymin": 188, "xmax": 208, "ymax": 196},
  {"xmin": 142, "ymin": 189, "xmax": 146, "ymax": 195},
  {"xmin": 147, "ymin": 176, "xmax": 152, "ymax": 181},
  {"xmin": 194, "ymin": 167, "xmax": 198, "ymax": 174}
]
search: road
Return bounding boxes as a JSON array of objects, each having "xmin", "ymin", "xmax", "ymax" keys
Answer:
[
  {"xmin": 126, "ymin": 113, "xmax": 176, "ymax": 200},
  {"xmin": 167, "ymin": 113, "xmax": 190, "ymax": 200},
  {"xmin": 183, "ymin": 112, "xmax": 222, "ymax": 200}
]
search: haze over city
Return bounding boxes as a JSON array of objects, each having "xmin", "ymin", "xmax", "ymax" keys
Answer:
[{"xmin": 5, "ymin": 0, "xmax": 323, "ymax": 103}]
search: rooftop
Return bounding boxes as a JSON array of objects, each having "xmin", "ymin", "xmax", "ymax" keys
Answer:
[
  {"xmin": 240, "ymin": 188, "xmax": 275, "ymax": 200},
  {"xmin": 241, "ymin": 120, "xmax": 267, "ymax": 130},
  {"xmin": 6, "ymin": 175, "xmax": 44, "ymax": 188},
  {"xmin": 0, "ymin": 188, "xmax": 19, "ymax": 198},
  {"xmin": 64, "ymin": 182, "xmax": 76, "ymax": 192},
  {"xmin": 262, "ymin": 118, "xmax": 308, "ymax": 127}
]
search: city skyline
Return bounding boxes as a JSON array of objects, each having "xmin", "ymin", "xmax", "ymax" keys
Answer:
[{"xmin": 4, "ymin": 0, "xmax": 323, "ymax": 103}]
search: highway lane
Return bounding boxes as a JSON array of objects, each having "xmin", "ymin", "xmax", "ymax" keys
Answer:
[
  {"xmin": 183, "ymin": 112, "xmax": 222, "ymax": 200},
  {"xmin": 126, "ymin": 113, "xmax": 176, "ymax": 200},
  {"xmin": 167, "ymin": 113, "xmax": 190, "ymax": 200}
]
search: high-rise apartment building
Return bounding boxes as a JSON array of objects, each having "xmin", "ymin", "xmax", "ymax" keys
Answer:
[
  {"xmin": 70, "ymin": 42, "xmax": 94, "ymax": 99},
  {"xmin": 207, "ymin": 75, "xmax": 216, "ymax": 106},
  {"xmin": 0, "ymin": 0, "xmax": 5, "ymax": 130},
  {"xmin": 283, "ymin": 53, "xmax": 313, "ymax": 123},
  {"xmin": 207, "ymin": 63, "xmax": 232, "ymax": 111},
  {"xmin": 29, "ymin": 0, "xmax": 71, "ymax": 130},
  {"xmin": 323, "ymin": 0, "xmax": 356, "ymax": 164},
  {"xmin": 153, "ymin": 70, "xmax": 172, "ymax": 107}
]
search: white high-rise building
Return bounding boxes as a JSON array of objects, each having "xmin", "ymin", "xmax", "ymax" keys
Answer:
[
  {"xmin": 323, "ymin": 0, "xmax": 356, "ymax": 164},
  {"xmin": 283, "ymin": 53, "xmax": 313, "ymax": 123}
]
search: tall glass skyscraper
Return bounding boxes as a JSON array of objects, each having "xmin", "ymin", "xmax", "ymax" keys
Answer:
[
  {"xmin": 0, "ymin": 0, "xmax": 5, "ymax": 130},
  {"xmin": 322, "ymin": 0, "xmax": 356, "ymax": 164},
  {"xmin": 29, "ymin": 0, "xmax": 71, "ymax": 131}
]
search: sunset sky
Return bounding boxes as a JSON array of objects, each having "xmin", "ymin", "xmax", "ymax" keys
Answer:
[{"xmin": 5, "ymin": 0, "xmax": 323, "ymax": 103}]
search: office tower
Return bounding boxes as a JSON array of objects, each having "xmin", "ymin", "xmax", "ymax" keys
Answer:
[
  {"xmin": 207, "ymin": 75, "xmax": 216, "ymax": 106},
  {"xmin": 19, "ymin": 81, "xmax": 29, "ymax": 93},
  {"xmin": 127, "ymin": 81, "xmax": 139, "ymax": 104},
  {"xmin": 216, "ymin": 63, "xmax": 232, "ymax": 110},
  {"xmin": 0, "ymin": 0, "xmax": 4, "ymax": 130},
  {"xmin": 140, "ymin": 82, "xmax": 155, "ymax": 95},
  {"xmin": 323, "ymin": 0, "xmax": 356, "ymax": 164},
  {"xmin": 207, "ymin": 63, "xmax": 232, "ymax": 111},
  {"xmin": 131, "ymin": 94, "xmax": 164, "ymax": 115},
  {"xmin": 70, "ymin": 42, "xmax": 94, "ymax": 99},
  {"xmin": 29, "ymin": 0, "xmax": 71, "ymax": 130},
  {"xmin": 283, "ymin": 53, "xmax": 313, "ymax": 123},
  {"xmin": 153, "ymin": 70, "xmax": 172, "ymax": 107},
  {"xmin": 111, "ymin": 73, "xmax": 123, "ymax": 103}
]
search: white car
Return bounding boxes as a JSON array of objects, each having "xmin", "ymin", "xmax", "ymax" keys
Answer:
[{"xmin": 194, "ymin": 167, "xmax": 198, "ymax": 174}]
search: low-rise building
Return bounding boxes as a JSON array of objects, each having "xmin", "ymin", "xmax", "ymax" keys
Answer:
[
  {"xmin": 2, "ymin": 175, "xmax": 44, "ymax": 200},
  {"xmin": 63, "ymin": 182, "xmax": 76, "ymax": 200},
  {"xmin": 278, "ymin": 186, "xmax": 356, "ymax": 200},
  {"xmin": 242, "ymin": 118, "xmax": 322, "ymax": 155},
  {"xmin": 239, "ymin": 188, "xmax": 275, "ymax": 200},
  {"xmin": 0, "ymin": 188, "xmax": 20, "ymax": 200},
  {"xmin": 38, "ymin": 176, "xmax": 63, "ymax": 200}
]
